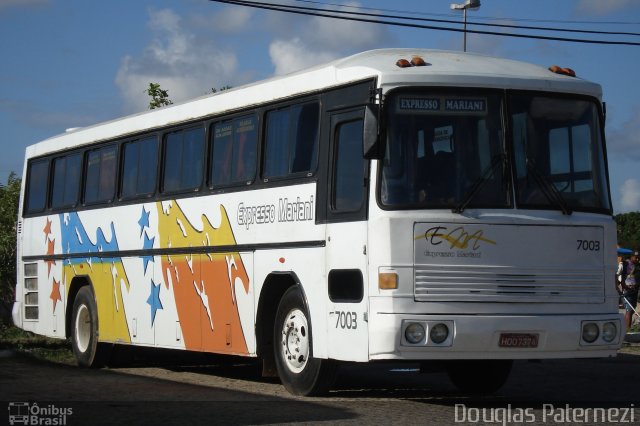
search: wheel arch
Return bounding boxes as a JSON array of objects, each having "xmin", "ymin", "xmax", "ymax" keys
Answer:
[
  {"xmin": 255, "ymin": 272, "xmax": 309, "ymax": 376},
  {"xmin": 65, "ymin": 275, "xmax": 94, "ymax": 339}
]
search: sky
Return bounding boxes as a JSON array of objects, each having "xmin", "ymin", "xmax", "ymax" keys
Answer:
[{"xmin": 1, "ymin": 0, "xmax": 639, "ymax": 213}]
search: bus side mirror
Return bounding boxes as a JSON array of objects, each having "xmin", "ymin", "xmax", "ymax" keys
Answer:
[{"xmin": 363, "ymin": 104, "xmax": 383, "ymax": 159}]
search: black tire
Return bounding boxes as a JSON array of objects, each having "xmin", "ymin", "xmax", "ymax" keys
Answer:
[
  {"xmin": 446, "ymin": 360, "xmax": 512, "ymax": 394},
  {"xmin": 273, "ymin": 286, "xmax": 337, "ymax": 396},
  {"xmin": 71, "ymin": 286, "xmax": 109, "ymax": 368}
]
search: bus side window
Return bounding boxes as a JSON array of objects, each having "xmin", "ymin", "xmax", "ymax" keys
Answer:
[
  {"xmin": 333, "ymin": 119, "xmax": 365, "ymax": 212},
  {"xmin": 264, "ymin": 102, "xmax": 319, "ymax": 180},
  {"xmin": 291, "ymin": 102, "xmax": 319, "ymax": 174},
  {"xmin": 121, "ymin": 136, "xmax": 158, "ymax": 199},
  {"xmin": 51, "ymin": 153, "xmax": 82, "ymax": 210},
  {"xmin": 210, "ymin": 114, "xmax": 257, "ymax": 187},
  {"xmin": 211, "ymin": 121, "xmax": 232, "ymax": 186},
  {"xmin": 163, "ymin": 127, "xmax": 205, "ymax": 193},
  {"xmin": 233, "ymin": 116, "xmax": 257, "ymax": 184},
  {"xmin": 84, "ymin": 145, "xmax": 117, "ymax": 204},
  {"xmin": 25, "ymin": 159, "xmax": 49, "ymax": 214}
]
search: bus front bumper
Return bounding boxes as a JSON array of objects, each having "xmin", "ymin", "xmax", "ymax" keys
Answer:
[{"xmin": 369, "ymin": 312, "xmax": 624, "ymax": 360}]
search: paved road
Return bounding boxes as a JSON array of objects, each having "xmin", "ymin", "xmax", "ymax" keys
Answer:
[{"xmin": 1, "ymin": 346, "xmax": 639, "ymax": 425}]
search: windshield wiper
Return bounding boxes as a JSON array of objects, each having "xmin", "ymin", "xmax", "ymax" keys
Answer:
[
  {"xmin": 525, "ymin": 158, "xmax": 572, "ymax": 215},
  {"xmin": 453, "ymin": 154, "xmax": 505, "ymax": 214}
]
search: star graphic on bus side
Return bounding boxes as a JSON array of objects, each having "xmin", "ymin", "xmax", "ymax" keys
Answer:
[
  {"xmin": 45, "ymin": 238, "xmax": 56, "ymax": 277},
  {"xmin": 138, "ymin": 207, "xmax": 150, "ymax": 237},
  {"xmin": 50, "ymin": 278, "xmax": 61, "ymax": 312},
  {"xmin": 141, "ymin": 231, "xmax": 155, "ymax": 274},
  {"xmin": 43, "ymin": 218, "xmax": 52, "ymax": 243},
  {"xmin": 146, "ymin": 279, "xmax": 163, "ymax": 325}
]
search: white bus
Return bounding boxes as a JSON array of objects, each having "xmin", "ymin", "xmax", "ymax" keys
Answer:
[{"xmin": 13, "ymin": 49, "xmax": 622, "ymax": 396}]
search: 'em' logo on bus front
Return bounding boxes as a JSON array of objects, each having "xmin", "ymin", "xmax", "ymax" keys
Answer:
[{"xmin": 417, "ymin": 226, "xmax": 496, "ymax": 251}]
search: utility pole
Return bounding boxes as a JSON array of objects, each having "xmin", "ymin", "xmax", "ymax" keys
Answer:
[{"xmin": 450, "ymin": 0, "xmax": 481, "ymax": 52}]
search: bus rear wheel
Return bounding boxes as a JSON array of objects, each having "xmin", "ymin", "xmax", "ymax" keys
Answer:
[
  {"xmin": 71, "ymin": 286, "xmax": 109, "ymax": 368},
  {"xmin": 274, "ymin": 286, "xmax": 337, "ymax": 396},
  {"xmin": 445, "ymin": 360, "xmax": 512, "ymax": 394}
]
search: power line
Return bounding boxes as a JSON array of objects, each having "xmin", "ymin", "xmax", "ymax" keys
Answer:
[
  {"xmin": 211, "ymin": 0, "xmax": 640, "ymax": 46},
  {"xmin": 288, "ymin": 0, "xmax": 640, "ymax": 37},
  {"xmin": 293, "ymin": 0, "xmax": 640, "ymax": 26}
]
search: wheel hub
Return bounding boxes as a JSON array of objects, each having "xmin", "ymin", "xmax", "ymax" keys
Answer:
[
  {"xmin": 75, "ymin": 304, "xmax": 91, "ymax": 353},
  {"xmin": 281, "ymin": 308, "xmax": 309, "ymax": 373}
]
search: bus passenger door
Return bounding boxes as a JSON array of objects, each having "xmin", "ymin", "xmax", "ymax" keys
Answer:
[{"xmin": 324, "ymin": 109, "xmax": 370, "ymax": 362}]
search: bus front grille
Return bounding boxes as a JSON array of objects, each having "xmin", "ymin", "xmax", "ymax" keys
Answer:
[{"xmin": 414, "ymin": 266, "xmax": 604, "ymax": 303}]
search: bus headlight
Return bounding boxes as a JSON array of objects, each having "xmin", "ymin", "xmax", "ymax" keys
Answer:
[
  {"xmin": 582, "ymin": 322, "xmax": 599, "ymax": 343},
  {"xmin": 429, "ymin": 323, "xmax": 449, "ymax": 344},
  {"xmin": 405, "ymin": 323, "xmax": 425, "ymax": 344},
  {"xmin": 602, "ymin": 322, "xmax": 617, "ymax": 343}
]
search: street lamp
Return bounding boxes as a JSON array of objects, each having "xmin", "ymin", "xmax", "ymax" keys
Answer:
[{"xmin": 451, "ymin": 0, "xmax": 481, "ymax": 52}]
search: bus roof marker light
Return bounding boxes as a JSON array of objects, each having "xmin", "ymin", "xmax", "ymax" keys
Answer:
[
  {"xmin": 548, "ymin": 65, "xmax": 576, "ymax": 77},
  {"xmin": 410, "ymin": 56, "xmax": 427, "ymax": 67},
  {"xmin": 396, "ymin": 58, "xmax": 411, "ymax": 68},
  {"xmin": 396, "ymin": 57, "xmax": 428, "ymax": 68}
]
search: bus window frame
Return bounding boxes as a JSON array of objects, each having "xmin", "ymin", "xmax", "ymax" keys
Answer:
[
  {"xmin": 83, "ymin": 144, "xmax": 119, "ymax": 207},
  {"xmin": 160, "ymin": 123, "xmax": 207, "ymax": 196},
  {"xmin": 118, "ymin": 134, "xmax": 161, "ymax": 202},
  {"xmin": 50, "ymin": 152, "xmax": 83, "ymax": 211},
  {"xmin": 23, "ymin": 158, "xmax": 51, "ymax": 215},
  {"xmin": 261, "ymin": 99, "xmax": 321, "ymax": 183},
  {"xmin": 207, "ymin": 112, "xmax": 259, "ymax": 191}
]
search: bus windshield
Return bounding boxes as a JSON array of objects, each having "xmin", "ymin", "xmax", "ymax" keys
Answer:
[
  {"xmin": 511, "ymin": 94, "xmax": 610, "ymax": 213},
  {"xmin": 380, "ymin": 91, "xmax": 510, "ymax": 210},
  {"xmin": 380, "ymin": 91, "xmax": 611, "ymax": 213}
]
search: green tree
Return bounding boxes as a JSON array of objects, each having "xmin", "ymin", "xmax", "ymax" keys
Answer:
[
  {"xmin": 210, "ymin": 85, "xmax": 232, "ymax": 94},
  {"xmin": 614, "ymin": 212, "xmax": 640, "ymax": 249},
  {"xmin": 0, "ymin": 172, "xmax": 21, "ymax": 322},
  {"xmin": 146, "ymin": 82, "xmax": 173, "ymax": 109}
]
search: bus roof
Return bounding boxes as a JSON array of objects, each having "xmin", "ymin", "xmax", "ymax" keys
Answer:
[{"xmin": 26, "ymin": 48, "xmax": 602, "ymax": 159}]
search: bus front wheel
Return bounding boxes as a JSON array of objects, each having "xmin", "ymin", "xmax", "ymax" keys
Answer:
[
  {"xmin": 71, "ymin": 286, "xmax": 108, "ymax": 368},
  {"xmin": 273, "ymin": 286, "xmax": 337, "ymax": 396},
  {"xmin": 445, "ymin": 360, "xmax": 512, "ymax": 394}
]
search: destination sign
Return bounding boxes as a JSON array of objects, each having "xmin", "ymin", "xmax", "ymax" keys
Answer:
[
  {"xmin": 444, "ymin": 98, "xmax": 486, "ymax": 113},
  {"xmin": 398, "ymin": 97, "xmax": 487, "ymax": 115},
  {"xmin": 398, "ymin": 97, "xmax": 440, "ymax": 112}
]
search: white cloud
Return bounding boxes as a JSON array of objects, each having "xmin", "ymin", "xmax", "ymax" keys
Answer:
[
  {"xmin": 115, "ymin": 8, "xmax": 239, "ymax": 112},
  {"xmin": 303, "ymin": 3, "xmax": 388, "ymax": 51},
  {"xmin": 620, "ymin": 178, "xmax": 640, "ymax": 212},
  {"xmin": 268, "ymin": 2, "xmax": 391, "ymax": 75},
  {"xmin": 574, "ymin": 0, "xmax": 639, "ymax": 16},
  {"xmin": 269, "ymin": 38, "xmax": 336, "ymax": 76},
  {"xmin": 200, "ymin": 6, "xmax": 254, "ymax": 33}
]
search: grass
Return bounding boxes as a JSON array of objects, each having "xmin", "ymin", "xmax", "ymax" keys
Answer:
[{"xmin": 0, "ymin": 322, "xmax": 75, "ymax": 364}]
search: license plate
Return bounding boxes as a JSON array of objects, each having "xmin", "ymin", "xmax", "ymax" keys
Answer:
[{"xmin": 499, "ymin": 333, "xmax": 539, "ymax": 348}]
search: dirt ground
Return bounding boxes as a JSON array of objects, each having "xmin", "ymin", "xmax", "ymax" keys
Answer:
[{"xmin": 1, "ymin": 343, "xmax": 639, "ymax": 425}]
